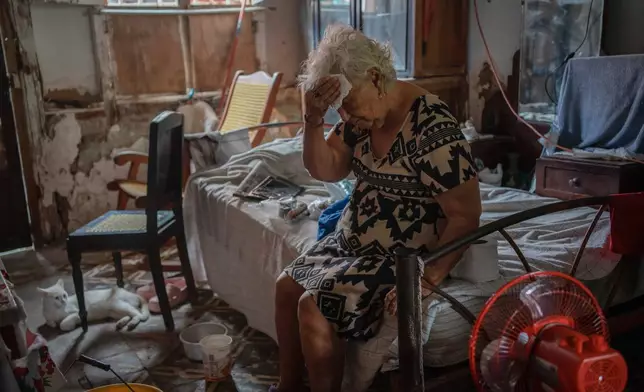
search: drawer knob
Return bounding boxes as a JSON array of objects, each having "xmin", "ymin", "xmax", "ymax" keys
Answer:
[{"xmin": 569, "ymin": 177, "xmax": 581, "ymax": 187}]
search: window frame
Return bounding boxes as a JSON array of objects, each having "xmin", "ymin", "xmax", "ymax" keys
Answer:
[
  {"xmin": 310, "ymin": 0, "xmax": 414, "ymax": 77},
  {"xmin": 104, "ymin": 0, "xmax": 250, "ymax": 7},
  {"xmin": 106, "ymin": 0, "xmax": 179, "ymax": 7}
]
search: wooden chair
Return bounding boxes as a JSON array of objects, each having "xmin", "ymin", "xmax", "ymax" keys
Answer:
[
  {"xmin": 108, "ymin": 70, "xmax": 282, "ymax": 211},
  {"xmin": 218, "ymin": 70, "xmax": 283, "ymax": 147},
  {"xmin": 67, "ymin": 111, "xmax": 198, "ymax": 332}
]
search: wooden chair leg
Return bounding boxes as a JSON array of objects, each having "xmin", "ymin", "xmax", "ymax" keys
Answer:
[
  {"xmin": 113, "ymin": 252, "xmax": 124, "ymax": 288},
  {"xmin": 175, "ymin": 216, "xmax": 198, "ymax": 306},
  {"xmin": 148, "ymin": 246, "xmax": 174, "ymax": 332},
  {"xmin": 68, "ymin": 249, "xmax": 88, "ymax": 332}
]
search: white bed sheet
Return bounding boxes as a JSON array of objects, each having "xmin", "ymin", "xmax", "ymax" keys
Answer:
[{"xmin": 183, "ymin": 136, "xmax": 623, "ymax": 389}]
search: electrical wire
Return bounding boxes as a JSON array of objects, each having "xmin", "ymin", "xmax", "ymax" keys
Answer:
[
  {"xmin": 473, "ymin": 0, "xmax": 644, "ymax": 165},
  {"xmin": 544, "ymin": 0, "xmax": 595, "ymax": 105},
  {"xmin": 473, "ymin": 0, "xmax": 572, "ymax": 153}
]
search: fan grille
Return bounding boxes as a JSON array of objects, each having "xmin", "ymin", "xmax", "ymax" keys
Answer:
[
  {"xmin": 469, "ymin": 271, "xmax": 609, "ymax": 392},
  {"xmin": 585, "ymin": 359, "xmax": 624, "ymax": 392}
]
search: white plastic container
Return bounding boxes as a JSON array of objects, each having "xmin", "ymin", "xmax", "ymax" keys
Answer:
[
  {"xmin": 200, "ymin": 335, "xmax": 233, "ymax": 381},
  {"xmin": 450, "ymin": 237, "xmax": 500, "ymax": 283},
  {"xmin": 179, "ymin": 322, "xmax": 228, "ymax": 361}
]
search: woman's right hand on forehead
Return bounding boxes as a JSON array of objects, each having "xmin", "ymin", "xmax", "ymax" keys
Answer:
[{"xmin": 304, "ymin": 76, "xmax": 341, "ymax": 121}]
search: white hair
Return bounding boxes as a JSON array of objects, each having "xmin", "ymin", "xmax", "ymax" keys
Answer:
[{"xmin": 298, "ymin": 24, "xmax": 396, "ymax": 92}]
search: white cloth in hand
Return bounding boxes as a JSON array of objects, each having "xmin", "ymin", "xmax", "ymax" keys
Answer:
[{"xmin": 329, "ymin": 74, "xmax": 352, "ymax": 109}]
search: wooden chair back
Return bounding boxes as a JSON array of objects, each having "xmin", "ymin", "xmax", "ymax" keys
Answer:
[
  {"xmin": 146, "ymin": 111, "xmax": 184, "ymax": 232},
  {"xmin": 218, "ymin": 71, "xmax": 282, "ymax": 147}
]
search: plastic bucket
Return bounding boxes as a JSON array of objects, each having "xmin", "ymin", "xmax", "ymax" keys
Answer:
[
  {"xmin": 179, "ymin": 322, "xmax": 228, "ymax": 361},
  {"xmin": 199, "ymin": 334, "xmax": 233, "ymax": 381}
]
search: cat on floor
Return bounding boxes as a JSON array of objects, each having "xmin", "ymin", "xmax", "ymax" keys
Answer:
[{"xmin": 38, "ymin": 279, "xmax": 149, "ymax": 332}]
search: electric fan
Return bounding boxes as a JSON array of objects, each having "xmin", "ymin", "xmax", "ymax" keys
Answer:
[{"xmin": 469, "ymin": 271, "xmax": 628, "ymax": 392}]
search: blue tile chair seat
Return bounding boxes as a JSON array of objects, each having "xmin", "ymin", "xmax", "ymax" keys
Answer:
[{"xmin": 71, "ymin": 211, "xmax": 175, "ymax": 236}]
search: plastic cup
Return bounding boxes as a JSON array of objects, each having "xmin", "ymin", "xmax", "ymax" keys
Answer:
[{"xmin": 199, "ymin": 334, "xmax": 233, "ymax": 381}]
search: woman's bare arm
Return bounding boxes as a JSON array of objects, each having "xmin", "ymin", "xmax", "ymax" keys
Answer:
[
  {"xmin": 303, "ymin": 123, "xmax": 353, "ymax": 182},
  {"xmin": 424, "ymin": 177, "xmax": 482, "ymax": 284},
  {"xmin": 301, "ymin": 76, "xmax": 353, "ymax": 182}
]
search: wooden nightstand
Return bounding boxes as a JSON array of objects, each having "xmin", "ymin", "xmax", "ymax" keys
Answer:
[{"xmin": 535, "ymin": 156, "xmax": 644, "ymax": 200}]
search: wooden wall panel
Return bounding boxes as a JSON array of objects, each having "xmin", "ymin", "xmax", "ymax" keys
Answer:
[
  {"xmin": 414, "ymin": 0, "xmax": 468, "ymax": 77},
  {"xmin": 190, "ymin": 14, "xmax": 258, "ymax": 91},
  {"xmin": 110, "ymin": 15, "xmax": 185, "ymax": 95}
]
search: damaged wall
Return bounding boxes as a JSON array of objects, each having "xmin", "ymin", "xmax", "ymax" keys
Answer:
[
  {"xmin": 38, "ymin": 107, "xmax": 158, "ymax": 240},
  {"xmin": 21, "ymin": 1, "xmax": 306, "ymax": 244},
  {"xmin": 467, "ymin": 0, "xmax": 522, "ymax": 129},
  {"xmin": 31, "ymin": 4, "xmax": 101, "ymax": 105}
]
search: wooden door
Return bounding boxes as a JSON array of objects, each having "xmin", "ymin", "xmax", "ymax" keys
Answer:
[
  {"xmin": 0, "ymin": 45, "xmax": 32, "ymax": 252},
  {"xmin": 413, "ymin": 0, "xmax": 469, "ymax": 77}
]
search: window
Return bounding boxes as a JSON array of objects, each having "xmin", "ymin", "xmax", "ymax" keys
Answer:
[
  {"xmin": 361, "ymin": 0, "xmax": 409, "ymax": 72},
  {"xmin": 319, "ymin": 0, "xmax": 351, "ymax": 38},
  {"xmin": 190, "ymin": 0, "xmax": 252, "ymax": 5},
  {"xmin": 311, "ymin": 0, "xmax": 412, "ymax": 76},
  {"xmin": 106, "ymin": 0, "xmax": 250, "ymax": 6},
  {"xmin": 106, "ymin": 0, "xmax": 179, "ymax": 6}
]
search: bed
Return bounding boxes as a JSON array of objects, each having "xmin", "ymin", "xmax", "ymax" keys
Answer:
[{"xmin": 183, "ymin": 135, "xmax": 643, "ymax": 389}]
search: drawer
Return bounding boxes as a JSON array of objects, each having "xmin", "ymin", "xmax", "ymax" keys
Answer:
[
  {"xmin": 536, "ymin": 156, "xmax": 644, "ymax": 199},
  {"xmin": 543, "ymin": 166, "xmax": 619, "ymax": 197}
]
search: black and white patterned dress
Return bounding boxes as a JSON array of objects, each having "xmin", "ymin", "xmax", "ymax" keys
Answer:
[{"xmin": 283, "ymin": 95, "xmax": 477, "ymax": 340}]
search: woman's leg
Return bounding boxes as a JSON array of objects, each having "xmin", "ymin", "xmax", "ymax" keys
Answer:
[
  {"xmin": 298, "ymin": 293, "xmax": 345, "ymax": 392},
  {"xmin": 275, "ymin": 273, "xmax": 306, "ymax": 391}
]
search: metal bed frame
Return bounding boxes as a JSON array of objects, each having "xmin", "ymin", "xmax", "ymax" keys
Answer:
[{"xmin": 393, "ymin": 195, "xmax": 638, "ymax": 391}]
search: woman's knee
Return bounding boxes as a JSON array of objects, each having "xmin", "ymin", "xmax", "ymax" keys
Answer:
[
  {"xmin": 298, "ymin": 294, "xmax": 336, "ymax": 359},
  {"xmin": 298, "ymin": 294, "xmax": 330, "ymax": 335},
  {"xmin": 275, "ymin": 273, "xmax": 304, "ymax": 307}
]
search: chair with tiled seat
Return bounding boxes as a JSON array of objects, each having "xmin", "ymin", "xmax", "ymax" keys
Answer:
[
  {"xmin": 108, "ymin": 70, "xmax": 283, "ymax": 211},
  {"xmin": 66, "ymin": 111, "xmax": 198, "ymax": 332}
]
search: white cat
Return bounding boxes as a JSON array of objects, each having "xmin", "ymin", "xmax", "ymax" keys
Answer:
[{"xmin": 38, "ymin": 279, "xmax": 149, "ymax": 332}]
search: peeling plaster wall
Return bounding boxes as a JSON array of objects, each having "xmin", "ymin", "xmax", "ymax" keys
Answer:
[
  {"xmin": 31, "ymin": 4, "xmax": 100, "ymax": 102},
  {"xmin": 38, "ymin": 109, "xmax": 155, "ymax": 240},
  {"xmin": 467, "ymin": 0, "xmax": 522, "ymax": 129}
]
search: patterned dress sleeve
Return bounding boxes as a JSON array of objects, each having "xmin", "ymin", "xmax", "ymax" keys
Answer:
[
  {"xmin": 331, "ymin": 121, "xmax": 362, "ymax": 150},
  {"xmin": 410, "ymin": 96, "xmax": 477, "ymax": 196}
]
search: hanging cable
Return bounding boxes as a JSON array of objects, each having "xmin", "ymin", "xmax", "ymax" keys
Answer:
[
  {"xmin": 544, "ymin": 0, "xmax": 595, "ymax": 105},
  {"xmin": 473, "ymin": 0, "xmax": 644, "ymax": 164}
]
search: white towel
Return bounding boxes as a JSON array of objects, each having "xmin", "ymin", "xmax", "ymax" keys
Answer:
[{"xmin": 329, "ymin": 74, "xmax": 352, "ymax": 109}]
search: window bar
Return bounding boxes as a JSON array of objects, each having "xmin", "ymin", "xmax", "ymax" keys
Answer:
[
  {"xmin": 312, "ymin": 0, "xmax": 321, "ymax": 49},
  {"xmin": 190, "ymin": 0, "xmax": 251, "ymax": 5},
  {"xmin": 101, "ymin": 6, "xmax": 263, "ymax": 14},
  {"xmin": 106, "ymin": 0, "xmax": 180, "ymax": 7}
]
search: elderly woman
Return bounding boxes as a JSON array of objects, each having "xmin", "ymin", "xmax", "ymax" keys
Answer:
[{"xmin": 272, "ymin": 25, "xmax": 481, "ymax": 392}]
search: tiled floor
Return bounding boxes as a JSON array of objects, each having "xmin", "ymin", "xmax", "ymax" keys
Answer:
[
  {"xmin": 5, "ymin": 247, "xmax": 644, "ymax": 391},
  {"xmin": 5, "ymin": 247, "xmax": 283, "ymax": 392}
]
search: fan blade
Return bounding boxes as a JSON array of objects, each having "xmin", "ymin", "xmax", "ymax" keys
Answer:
[
  {"xmin": 480, "ymin": 338, "xmax": 524, "ymax": 392},
  {"xmin": 519, "ymin": 280, "xmax": 562, "ymax": 320}
]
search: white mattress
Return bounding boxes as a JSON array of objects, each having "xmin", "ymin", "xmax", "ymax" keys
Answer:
[{"xmin": 183, "ymin": 137, "xmax": 623, "ymax": 387}]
